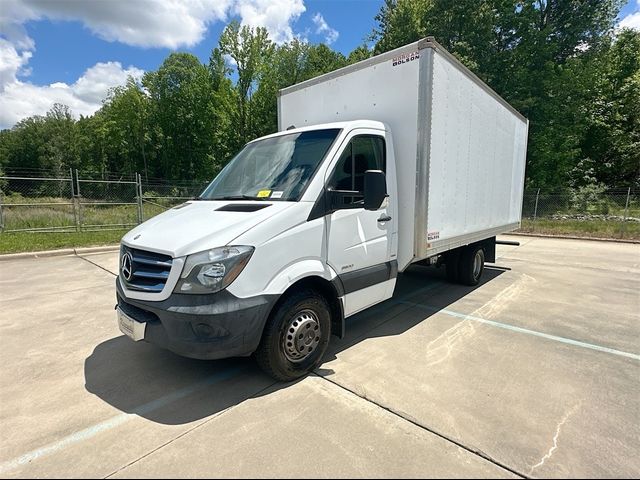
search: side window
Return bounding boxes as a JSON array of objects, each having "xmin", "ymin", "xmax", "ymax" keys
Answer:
[{"xmin": 329, "ymin": 135, "xmax": 385, "ymax": 206}]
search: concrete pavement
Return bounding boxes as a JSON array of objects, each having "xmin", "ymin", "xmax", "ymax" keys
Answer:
[{"xmin": 0, "ymin": 235, "xmax": 638, "ymax": 478}]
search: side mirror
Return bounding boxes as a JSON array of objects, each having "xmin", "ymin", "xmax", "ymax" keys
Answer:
[{"xmin": 364, "ymin": 170, "xmax": 387, "ymax": 211}]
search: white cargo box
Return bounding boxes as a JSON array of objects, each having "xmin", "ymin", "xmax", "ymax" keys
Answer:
[{"xmin": 278, "ymin": 37, "xmax": 528, "ymax": 271}]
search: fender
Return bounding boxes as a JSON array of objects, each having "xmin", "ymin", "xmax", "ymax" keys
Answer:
[
  {"xmin": 263, "ymin": 259, "xmax": 346, "ymax": 339},
  {"xmin": 262, "ymin": 258, "xmax": 339, "ymax": 296}
]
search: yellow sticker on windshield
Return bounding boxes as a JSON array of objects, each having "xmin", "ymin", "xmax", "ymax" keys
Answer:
[{"xmin": 257, "ymin": 189, "xmax": 272, "ymax": 198}]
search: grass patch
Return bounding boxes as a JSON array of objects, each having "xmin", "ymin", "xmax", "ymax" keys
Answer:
[
  {"xmin": 1, "ymin": 197, "xmax": 175, "ymax": 231},
  {"xmin": 1, "ymin": 201, "xmax": 139, "ymax": 231},
  {"xmin": 518, "ymin": 218, "xmax": 640, "ymax": 240},
  {"xmin": 0, "ymin": 230, "xmax": 128, "ymax": 254},
  {"xmin": 0, "ymin": 196, "xmax": 175, "ymax": 254}
]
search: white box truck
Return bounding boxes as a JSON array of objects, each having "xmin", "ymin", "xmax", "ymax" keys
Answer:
[{"xmin": 115, "ymin": 38, "xmax": 528, "ymax": 380}]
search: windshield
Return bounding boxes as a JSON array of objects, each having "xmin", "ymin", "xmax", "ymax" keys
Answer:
[{"xmin": 199, "ymin": 129, "xmax": 341, "ymax": 202}]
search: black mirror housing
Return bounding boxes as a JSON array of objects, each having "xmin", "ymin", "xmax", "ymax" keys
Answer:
[{"xmin": 364, "ymin": 170, "xmax": 387, "ymax": 211}]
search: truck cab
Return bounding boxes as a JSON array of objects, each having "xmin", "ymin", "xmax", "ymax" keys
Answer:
[{"xmin": 117, "ymin": 121, "xmax": 400, "ymax": 380}]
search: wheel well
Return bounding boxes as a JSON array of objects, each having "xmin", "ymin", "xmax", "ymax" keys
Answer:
[{"xmin": 270, "ymin": 276, "xmax": 344, "ymax": 339}]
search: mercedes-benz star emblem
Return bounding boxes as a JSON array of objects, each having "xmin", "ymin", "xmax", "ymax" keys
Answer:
[{"xmin": 121, "ymin": 252, "xmax": 133, "ymax": 281}]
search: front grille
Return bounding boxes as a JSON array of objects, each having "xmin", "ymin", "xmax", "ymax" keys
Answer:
[{"xmin": 121, "ymin": 245, "xmax": 173, "ymax": 293}]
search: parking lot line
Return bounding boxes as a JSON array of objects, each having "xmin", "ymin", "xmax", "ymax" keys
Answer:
[
  {"xmin": 0, "ymin": 366, "xmax": 246, "ymax": 475},
  {"xmin": 399, "ymin": 301, "xmax": 640, "ymax": 361}
]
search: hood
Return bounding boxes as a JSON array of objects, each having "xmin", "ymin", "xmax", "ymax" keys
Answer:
[{"xmin": 122, "ymin": 201, "xmax": 294, "ymax": 258}]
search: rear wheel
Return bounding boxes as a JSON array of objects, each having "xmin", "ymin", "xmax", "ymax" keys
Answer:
[
  {"xmin": 255, "ymin": 289, "xmax": 331, "ymax": 381},
  {"xmin": 458, "ymin": 245, "xmax": 485, "ymax": 286}
]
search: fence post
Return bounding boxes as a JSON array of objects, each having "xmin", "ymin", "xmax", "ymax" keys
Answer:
[
  {"xmin": 0, "ymin": 186, "xmax": 4, "ymax": 232},
  {"xmin": 532, "ymin": 188, "xmax": 540, "ymax": 232},
  {"xmin": 620, "ymin": 187, "xmax": 631, "ymax": 239},
  {"xmin": 70, "ymin": 168, "xmax": 79, "ymax": 232},
  {"xmin": 136, "ymin": 173, "xmax": 143, "ymax": 224},
  {"xmin": 75, "ymin": 169, "xmax": 82, "ymax": 231}
]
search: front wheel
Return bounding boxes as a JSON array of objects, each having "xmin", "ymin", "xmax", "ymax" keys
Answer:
[{"xmin": 255, "ymin": 289, "xmax": 331, "ymax": 381}]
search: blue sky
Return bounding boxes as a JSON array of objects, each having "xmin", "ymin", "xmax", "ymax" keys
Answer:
[
  {"xmin": 22, "ymin": 0, "xmax": 383, "ymax": 86},
  {"xmin": 0, "ymin": 0, "xmax": 638, "ymax": 129}
]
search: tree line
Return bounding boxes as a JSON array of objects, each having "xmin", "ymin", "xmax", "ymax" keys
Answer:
[{"xmin": 0, "ymin": 1, "xmax": 638, "ymax": 193}]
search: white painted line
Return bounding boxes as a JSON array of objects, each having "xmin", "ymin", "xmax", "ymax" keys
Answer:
[
  {"xmin": 399, "ymin": 301, "xmax": 640, "ymax": 361},
  {"xmin": 0, "ymin": 367, "xmax": 244, "ymax": 475}
]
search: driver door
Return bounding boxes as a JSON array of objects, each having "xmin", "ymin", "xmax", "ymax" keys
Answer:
[{"xmin": 324, "ymin": 131, "xmax": 396, "ymax": 317}]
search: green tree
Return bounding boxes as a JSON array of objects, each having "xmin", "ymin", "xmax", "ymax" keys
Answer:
[
  {"xmin": 0, "ymin": 104, "xmax": 78, "ymax": 178},
  {"xmin": 94, "ymin": 78, "xmax": 151, "ymax": 179},
  {"xmin": 301, "ymin": 43, "xmax": 347, "ymax": 79},
  {"xmin": 143, "ymin": 53, "xmax": 222, "ymax": 181},
  {"xmin": 579, "ymin": 28, "xmax": 640, "ymax": 189},
  {"xmin": 219, "ymin": 21, "xmax": 274, "ymax": 144},
  {"xmin": 372, "ymin": 0, "xmax": 627, "ymax": 190},
  {"xmin": 207, "ymin": 47, "xmax": 239, "ymax": 166},
  {"xmin": 252, "ymin": 38, "xmax": 311, "ymax": 136},
  {"xmin": 41, "ymin": 104, "xmax": 79, "ymax": 176},
  {"xmin": 0, "ymin": 115, "xmax": 48, "ymax": 175},
  {"xmin": 347, "ymin": 45, "xmax": 373, "ymax": 64}
]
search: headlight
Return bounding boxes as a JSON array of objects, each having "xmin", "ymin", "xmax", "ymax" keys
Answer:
[{"xmin": 174, "ymin": 246, "xmax": 254, "ymax": 294}]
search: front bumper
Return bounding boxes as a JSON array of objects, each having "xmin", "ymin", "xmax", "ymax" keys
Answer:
[{"xmin": 116, "ymin": 279, "xmax": 278, "ymax": 360}]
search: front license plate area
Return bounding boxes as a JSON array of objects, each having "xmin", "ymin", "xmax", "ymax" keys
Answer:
[{"xmin": 117, "ymin": 307, "xmax": 146, "ymax": 341}]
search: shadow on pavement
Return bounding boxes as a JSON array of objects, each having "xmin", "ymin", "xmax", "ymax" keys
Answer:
[{"xmin": 84, "ymin": 264, "xmax": 504, "ymax": 425}]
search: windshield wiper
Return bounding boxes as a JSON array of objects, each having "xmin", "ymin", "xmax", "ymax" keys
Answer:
[{"xmin": 203, "ymin": 195, "xmax": 268, "ymax": 201}]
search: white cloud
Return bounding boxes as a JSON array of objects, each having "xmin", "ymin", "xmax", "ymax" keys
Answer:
[
  {"xmin": 0, "ymin": 0, "xmax": 310, "ymax": 127},
  {"xmin": 233, "ymin": 0, "xmax": 305, "ymax": 44},
  {"xmin": 0, "ymin": 39, "xmax": 32, "ymax": 92},
  {"xmin": 0, "ymin": 61, "xmax": 143, "ymax": 129},
  {"xmin": 619, "ymin": 12, "xmax": 640, "ymax": 30},
  {"xmin": 0, "ymin": 1, "xmax": 36, "ymax": 49},
  {"xmin": 312, "ymin": 13, "xmax": 338, "ymax": 45},
  {"xmin": 1, "ymin": 0, "xmax": 306, "ymax": 49},
  {"xmin": 618, "ymin": 1, "xmax": 640, "ymax": 30},
  {"xmin": 1, "ymin": 0, "xmax": 233, "ymax": 49}
]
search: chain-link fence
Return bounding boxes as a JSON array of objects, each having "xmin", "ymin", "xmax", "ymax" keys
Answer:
[
  {"xmin": 0, "ymin": 171, "xmax": 209, "ymax": 233},
  {"xmin": 141, "ymin": 180, "xmax": 209, "ymax": 221},
  {"xmin": 1, "ymin": 173, "xmax": 638, "ymax": 240},
  {"xmin": 519, "ymin": 188, "xmax": 639, "ymax": 240}
]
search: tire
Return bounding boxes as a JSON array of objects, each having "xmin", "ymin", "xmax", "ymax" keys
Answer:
[
  {"xmin": 458, "ymin": 245, "xmax": 485, "ymax": 286},
  {"xmin": 255, "ymin": 289, "xmax": 331, "ymax": 382}
]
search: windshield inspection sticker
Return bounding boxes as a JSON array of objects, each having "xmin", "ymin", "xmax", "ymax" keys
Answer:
[
  {"xmin": 257, "ymin": 190, "xmax": 272, "ymax": 198},
  {"xmin": 271, "ymin": 191, "xmax": 284, "ymax": 199}
]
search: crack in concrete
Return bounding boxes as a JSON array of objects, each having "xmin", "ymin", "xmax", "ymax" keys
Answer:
[
  {"xmin": 528, "ymin": 403, "xmax": 581, "ymax": 475},
  {"xmin": 78, "ymin": 254, "xmax": 118, "ymax": 277},
  {"xmin": 315, "ymin": 373, "xmax": 528, "ymax": 479}
]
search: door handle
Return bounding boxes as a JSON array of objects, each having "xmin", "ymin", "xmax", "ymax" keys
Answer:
[{"xmin": 377, "ymin": 215, "xmax": 392, "ymax": 223}]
